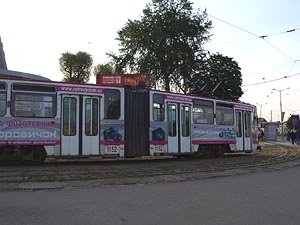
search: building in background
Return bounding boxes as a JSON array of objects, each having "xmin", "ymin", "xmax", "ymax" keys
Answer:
[
  {"xmin": 0, "ymin": 36, "xmax": 50, "ymax": 81},
  {"xmin": 0, "ymin": 36, "xmax": 7, "ymax": 70},
  {"xmin": 264, "ymin": 122, "xmax": 278, "ymax": 141}
]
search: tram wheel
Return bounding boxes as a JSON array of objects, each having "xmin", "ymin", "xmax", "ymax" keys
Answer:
[
  {"xmin": 31, "ymin": 147, "xmax": 46, "ymax": 163},
  {"xmin": 22, "ymin": 146, "xmax": 47, "ymax": 163}
]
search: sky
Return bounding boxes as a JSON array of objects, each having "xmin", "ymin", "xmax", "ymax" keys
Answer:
[{"xmin": 1, "ymin": 0, "xmax": 300, "ymax": 122}]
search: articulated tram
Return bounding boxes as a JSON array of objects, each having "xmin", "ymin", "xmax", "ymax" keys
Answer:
[{"xmin": 0, "ymin": 70, "xmax": 258, "ymax": 162}]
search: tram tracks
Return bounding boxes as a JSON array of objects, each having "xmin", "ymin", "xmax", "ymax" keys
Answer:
[{"xmin": 0, "ymin": 142, "xmax": 300, "ymax": 189}]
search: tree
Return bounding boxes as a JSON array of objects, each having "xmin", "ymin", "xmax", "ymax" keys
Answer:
[
  {"xmin": 109, "ymin": 0, "xmax": 212, "ymax": 91},
  {"xmin": 190, "ymin": 53, "xmax": 243, "ymax": 101},
  {"xmin": 286, "ymin": 115, "xmax": 300, "ymax": 131},
  {"xmin": 59, "ymin": 51, "xmax": 93, "ymax": 83},
  {"xmin": 93, "ymin": 63, "xmax": 114, "ymax": 76}
]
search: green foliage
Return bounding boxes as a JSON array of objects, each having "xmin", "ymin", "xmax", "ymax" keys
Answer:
[
  {"xmin": 109, "ymin": 0, "xmax": 212, "ymax": 91},
  {"xmin": 59, "ymin": 51, "xmax": 93, "ymax": 83},
  {"xmin": 93, "ymin": 63, "xmax": 114, "ymax": 76},
  {"xmin": 190, "ymin": 53, "xmax": 243, "ymax": 101},
  {"xmin": 286, "ymin": 116, "xmax": 292, "ymax": 130},
  {"xmin": 286, "ymin": 116, "xmax": 299, "ymax": 131},
  {"xmin": 93, "ymin": 63, "xmax": 126, "ymax": 77}
]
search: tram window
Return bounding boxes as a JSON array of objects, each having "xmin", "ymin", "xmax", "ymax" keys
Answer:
[
  {"xmin": 245, "ymin": 112, "xmax": 251, "ymax": 137},
  {"xmin": 168, "ymin": 104, "xmax": 177, "ymax": 137},
  {"xmin": 216, "ymin": 103, "xmax": 234, "ymax": 125},
  {"xmin": 252, "ymin": 110, "xmax": 258, "ymax": 138},
  {"xmin": 85, "ymin": 98, "xmax": 98, "ymax": 136},
  {"xmin": 0, "ymin": 83, "xmax": 5, "ymax": 90},
  {"xmin": 181, "ymin": 105, "xmax": 190, "ymax": 137},
  {"xmin": 63, "ymin": 97, "xmax": 77, "ymax": 136},
  {"xmin": 0, "ymin": 83, "xmax": 6, "ymax": 116},
  {"xmin": 11, "ymin": 93, "xmax": 56, "ymax": 118},
  {"xmin": 153, "ymin": 93, "xmax": 165, "ymax": 121},
  {"xmin": 104, "ymin": 89, "xmax": 120, "ymax": 119},
  {"xmin": 236, "ymin": 111, "xmax": 242, "ymax": 137},
  {"xmin": 193, "ymin": 99, "xmax": 213, "ymax": 124},
  {"xmin": 13, "ymin": 84, "xmax": 56, "ymax": 92}
]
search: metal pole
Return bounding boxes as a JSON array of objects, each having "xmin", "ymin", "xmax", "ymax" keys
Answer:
[
  {"xmin": 260, "ymin": 105, "xmax": 262, "ymax": 122},
  {"xmin": 256, "ymin": 103, "xmax": 267, "ymax": 128},
  {"xmin": 279, "ymin": 90, "xmax": 283, "ymax": 140},
  {"xmin": 273, "ymin": 87, "xmax": 289, "ymax": 141}
]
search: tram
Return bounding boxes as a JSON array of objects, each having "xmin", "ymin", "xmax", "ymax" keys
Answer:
[{"xmin": 0, "ymin": 70, "xmax": 258, "ymax": 162}]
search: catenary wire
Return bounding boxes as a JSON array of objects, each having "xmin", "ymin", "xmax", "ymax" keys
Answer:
[
  {"xmin": 208, "ymin": 14, "xmax": 297, "ymax": 62},
  {"xmin": 243, "ymin": 72, "xmax": 300, "ymax": 87}
]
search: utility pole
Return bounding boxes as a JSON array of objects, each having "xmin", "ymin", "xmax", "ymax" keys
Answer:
[
  {"xmin": 272, "ymin": 87, "xmax": 290, "ymax": 140},
  {"xmin": 271, "ymin": 110, "xmax": 272, "ymax": 122},
  {"xmin": 256, "ymin": 102, "xmax": 267, "ymax": 128}
]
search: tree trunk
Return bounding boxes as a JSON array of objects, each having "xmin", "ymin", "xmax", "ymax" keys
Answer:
[{"xmin": 164, "ymin": 73, "xmax": 170, "ymax": 91}]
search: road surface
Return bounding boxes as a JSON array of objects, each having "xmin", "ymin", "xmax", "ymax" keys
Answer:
[{"xmin": 1, "ymin": 164, "xmax": 300, "ymax": 225}]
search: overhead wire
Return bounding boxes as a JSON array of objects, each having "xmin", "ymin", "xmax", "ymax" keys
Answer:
[
  {"xmin": 209, "ymin": 14, "xmax": 300, "ymax": 40},
  {"xmin": 208, "ymin": 14, "xmax": 259, "ymax": 37},
  {"xmin": 259, "ymin": 28, "xmax": 300, "ymax": 38},
  {"xmin": 242, "ymin": 72, "xmax": 300, "ymax": 87},
  {"xmin": 208, "ymin": 14, "xmax": 300, "ymax": 116},
  {"xmin": 262, "ymin": 38, "xmax": 294, "ymax": 62},
  {"xmin": 208, "ymin": 14, "xmax": 298, "ymax": 62}
]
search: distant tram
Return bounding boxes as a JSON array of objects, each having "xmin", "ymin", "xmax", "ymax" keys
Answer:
[{"xmin": 0, "ymin": 70, "xmax": 258, "ymax": 162}]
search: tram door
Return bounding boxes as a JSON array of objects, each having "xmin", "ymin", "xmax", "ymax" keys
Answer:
[
  {"xmin": 61, "ymin": 95, "xmax": 100, "ymax": 156},
  {"xmin": 235, "ymin": 110, "xmax": 252, "ymax": 151},
  {"xmin": 167, "ymin": 103, "xmax": 191, "ymax": 153}
]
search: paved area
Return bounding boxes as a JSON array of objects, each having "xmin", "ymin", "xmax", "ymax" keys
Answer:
[
  {"xmin": 269, "ymin": 136, "xmax": 300, "ymax": 149},
  {"xmin": 2, "ymin": 165, "xmax": 300, "ymax": 225}
]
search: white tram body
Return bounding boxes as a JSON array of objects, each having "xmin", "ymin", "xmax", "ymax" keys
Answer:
[
  {"xmin": 149, "ymin": 90, "xmax": 258, "ymax": 156},
  {"xmin": 0, "ymin": 72, "xmax": 258, "ymax": 162}
]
